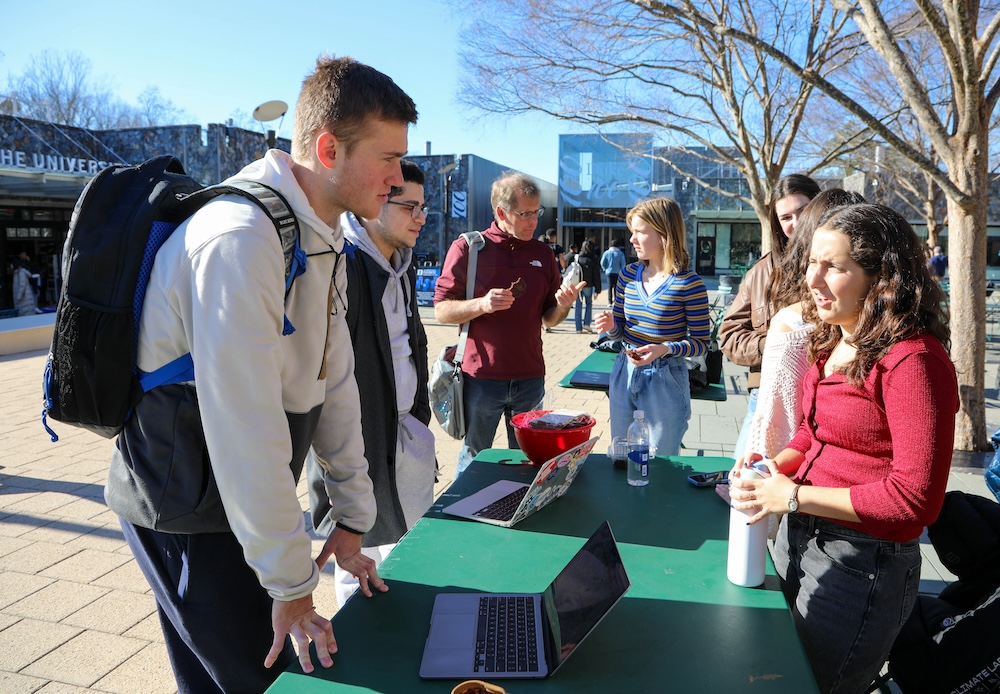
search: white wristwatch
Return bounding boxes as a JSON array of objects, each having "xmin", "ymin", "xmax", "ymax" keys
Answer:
[{"xmin": 788, "ymin": 484, "xmax": 801, "ymax": 513}]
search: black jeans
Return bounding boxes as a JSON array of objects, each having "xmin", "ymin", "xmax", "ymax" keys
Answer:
[{"xmin": 772, "ymin": 513, "xmax": 920, "ymax": 694}]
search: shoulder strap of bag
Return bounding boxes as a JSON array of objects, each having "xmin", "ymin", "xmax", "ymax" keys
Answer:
[
  {"xmin": 136, "ymin": 181, "xmax": 305, "ymax": 394},
  {"xmin": 455, "ymin": 231, "xmax": 485, "ymax": 365}
]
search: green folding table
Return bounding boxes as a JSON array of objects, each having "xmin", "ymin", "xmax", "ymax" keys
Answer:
[{"xmin": 267, "ymin": 450, "xmax": 816, "ymax": 693}]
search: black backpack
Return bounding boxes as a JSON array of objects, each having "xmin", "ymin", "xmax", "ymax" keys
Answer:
[
  {"xmin": 41, "ymin": 155, "xmax": 305, "ymax": 441},
  {"xmin": 887, "ymin": 491, "xmax": 1000, "ymax": 693}
]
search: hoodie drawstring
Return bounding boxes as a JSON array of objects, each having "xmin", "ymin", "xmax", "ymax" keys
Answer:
[{"xmin": 398, "ymin": 414, "xmax": 414, "ymax": 454}]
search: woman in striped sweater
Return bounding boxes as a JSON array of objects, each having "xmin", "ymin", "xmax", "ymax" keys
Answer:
[{"xmin": 594, "ymin": 197, "xmax": 710, "ymax": 456}]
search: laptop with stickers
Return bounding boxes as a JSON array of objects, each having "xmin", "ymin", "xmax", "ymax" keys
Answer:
[{"xmin": 440, "ymin": 437, "xmax": 599, "ymax": 528}]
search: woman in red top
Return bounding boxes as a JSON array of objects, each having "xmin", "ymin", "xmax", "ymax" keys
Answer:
[{"xmin": 730, "ymin": 204, "xmax": 957, "ymax": 694}]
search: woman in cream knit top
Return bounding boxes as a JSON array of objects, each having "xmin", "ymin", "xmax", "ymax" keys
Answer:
[
  {"xmin": 744, "ymin": 305, "xmax": 814, "ymax": 458},
  {"xmin": 739, "ymin": 189, "xmax": 865, "ymax": 463}
]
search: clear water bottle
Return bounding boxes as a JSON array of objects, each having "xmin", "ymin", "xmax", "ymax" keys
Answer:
[{"xmin": 626, "ymin": 410, "xmax": 650, "ymax": 487}]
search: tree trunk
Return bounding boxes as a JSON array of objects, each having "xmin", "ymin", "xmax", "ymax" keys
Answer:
[
  {"xmin": 753, "ymin": 197, "xmax": 772, "ymax": 256},
  {"xmin": 945, "ymin": 135, "xmax": 990, "ymax": 451},
  {"xmin": 924, "ymin": 196, "xmax": 939, "ymax": 249}
]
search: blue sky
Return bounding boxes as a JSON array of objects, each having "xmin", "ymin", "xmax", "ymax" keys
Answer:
[{"xmin": 0, "ymin": 0, "xmax": 576, "ymax": 183}]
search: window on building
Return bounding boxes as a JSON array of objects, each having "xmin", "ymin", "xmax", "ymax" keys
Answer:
[
  {"xmin": 730, "ymin": 223, "xmax": 762, "ymax": 269},
  {"xmin": 563, "ymin": 207, "xmax": 629, "ymax": 224}
]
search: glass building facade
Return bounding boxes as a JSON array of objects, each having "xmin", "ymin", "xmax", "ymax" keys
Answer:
[
  {"xmin": 557, "ymin": 134, "xmax": 761, "ymax": 276},
  {"xmin": 558, "ymin": 133, "xmax": 653, "ymax": 254}
]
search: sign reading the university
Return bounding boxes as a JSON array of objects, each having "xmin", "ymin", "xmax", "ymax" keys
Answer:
[{"xmin": 0, "ymin": 148, "xmax": 112, "ymax": 175}]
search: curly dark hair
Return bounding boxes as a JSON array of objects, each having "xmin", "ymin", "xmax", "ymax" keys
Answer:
[
  {"xmin": 805, "ymin": 204, "xmax": 950, "ymax": 386},
  {"xmin": 766, "ymin": 189, "xmax": 866, "ymax": 314}
]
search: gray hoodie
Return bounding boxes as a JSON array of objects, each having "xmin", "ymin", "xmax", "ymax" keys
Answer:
[{"xmin": 344, "ymin": 212, "xmax": 418, "ymax": 414}]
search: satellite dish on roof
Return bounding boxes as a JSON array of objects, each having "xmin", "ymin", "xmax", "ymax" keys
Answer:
[{"xmin": 253, "ymin": 100, "xmax": 287, "ymax": 122}]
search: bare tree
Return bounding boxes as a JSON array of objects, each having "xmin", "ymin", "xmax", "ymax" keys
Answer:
[
  {"xmin": 133, "ymin": 86, "xmax": 189, "ymax": 127},
  {"xmin": 4, "ymin": 50, "xmax": 189, "ymax": 129},
  {"xmin": 457, "ymin": 0, "xmax": 862, "ymax": 252},
  {"xmin": 801, "ymin": 26, "xmax": 950, "ymax": 246},
  {"xmin": 633, "ymin": 0, "xmax": 1000, "ymax": 450},
  {"xmin": 5, "ymin": 50, "xmax": 103, "ymax": 126}
]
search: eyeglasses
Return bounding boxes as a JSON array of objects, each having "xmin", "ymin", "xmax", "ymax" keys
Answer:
[
  {"xmin": 506, "ymin": 206, "xmax": 545, "ymax": 220},
  {"xmin": 386, "ymin": 200, "xmax": 428, "ymax": 220}
]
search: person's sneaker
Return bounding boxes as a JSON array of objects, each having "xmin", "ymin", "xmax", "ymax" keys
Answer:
[{"xmin": 583, "ymin": 326, "xmax": 595, "ymax": 333}]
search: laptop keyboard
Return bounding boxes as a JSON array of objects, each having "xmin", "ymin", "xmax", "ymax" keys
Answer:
[
  {"xmin": 474, "ymin": 596, "xmax": 540, "ymax": 673},
  {"xmin": 472, "ymin": 487, "xmax": 528, "ymax": 522}
]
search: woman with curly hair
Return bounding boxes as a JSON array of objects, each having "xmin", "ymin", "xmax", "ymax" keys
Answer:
[{"xmin": 729, "ymin": 204, "xmax": 958, "ymax": 693}]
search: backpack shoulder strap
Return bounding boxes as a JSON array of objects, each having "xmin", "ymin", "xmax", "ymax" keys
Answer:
[
  {"xmin": 454, "ymin": 231, "xmax": 486, "ymax": 365},
  {"xmin": 459, "ymin": 231, "xmax": 485, "ymax": 299},
  {"xmin": 177, "ymin": 181, "xmax": 305, "ymax": 298},
  {"xmin": 138, "ymin": 181, "xmax": 306, "ymax": 394}
]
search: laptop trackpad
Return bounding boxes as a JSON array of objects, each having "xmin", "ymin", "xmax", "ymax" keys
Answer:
[
  {"xmin": 421, "ymin": 612, "xmax": 477, "ymax": 678},
  {"xmin": 427, "ymin": 612, "xmax": 476, "ymax": 647}
]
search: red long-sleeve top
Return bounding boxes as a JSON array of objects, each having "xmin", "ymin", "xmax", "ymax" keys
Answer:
[{"xmin": 786, "ymin": 333, "xmax": 959, "ymax": 542}]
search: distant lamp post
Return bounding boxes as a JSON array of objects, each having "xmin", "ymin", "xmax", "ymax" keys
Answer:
[
  {"xmin": 252, "ymin": 100, "xmax": 288, "ymax": 150},
  {"xmin": 437, "ymin": 161, "xmax": 459, "ymax": 264}
]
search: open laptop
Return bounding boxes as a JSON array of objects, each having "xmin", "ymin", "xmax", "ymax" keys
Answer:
[
  {"xmin": 569, "ymin": 369, "xmax": 611, "ymax": 389},
  {"xmin": 419, "ymin": 520, "xmax": 630, "ymax": 679},
  {"xmin": 441, "ymin": 436, "xmax": 599, "ymax": 528}
]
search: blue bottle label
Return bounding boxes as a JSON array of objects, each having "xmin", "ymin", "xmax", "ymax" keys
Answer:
[{"xmin": 628, "ymin": 447, "xmax": 649, "ymax": 476}]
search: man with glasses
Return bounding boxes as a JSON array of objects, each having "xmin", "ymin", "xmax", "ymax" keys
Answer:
[
  {"xmin": 435, "ymin": 171, "xmax": 584, "ymax": 475},
  {"xmin": 309, "ymin": 160, "xmax": 436, "ymax": 606}
]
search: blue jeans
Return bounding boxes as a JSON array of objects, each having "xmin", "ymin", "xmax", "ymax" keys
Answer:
[
  {"xmin": 457, "ymin": 375, "xmax": 546, "ymax": 476},
  {"xmin": 609, "ymin": 351, "xmax": 690, "ymax": 457},
  {"xmin": 772, "ymin": 514, "xmax": 920, "ymax": 694},
  {"xmin": 733, "ymin": 387, "xmax": 758, "ymax": 460},
  {"xmin": 574, "ymin": 286, "xmax": 594, "ymax": 331}
]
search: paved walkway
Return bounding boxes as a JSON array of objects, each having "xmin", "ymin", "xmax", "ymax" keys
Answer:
[{"xmin": 0, "ymin": 293, "xmax": 996, "ymax": 692}]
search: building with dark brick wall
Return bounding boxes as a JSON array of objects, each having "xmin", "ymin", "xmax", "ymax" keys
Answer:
[{"xmin": 0, "ymin": 115, "xmax": 553, "ymax": 311}]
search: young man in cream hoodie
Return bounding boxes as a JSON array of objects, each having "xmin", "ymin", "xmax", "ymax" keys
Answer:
[
  {"xmin": 308, "ymin": 160, "xmax": 436, "ymax": 608},
  {"xmin": 104, "ymin": 56, "xmax": 417, "ymax": 693}
]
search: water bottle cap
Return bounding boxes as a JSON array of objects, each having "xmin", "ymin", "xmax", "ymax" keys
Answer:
[{"xmin": 633, "ymin": 410, "xmax": 644, "ymax": 419}]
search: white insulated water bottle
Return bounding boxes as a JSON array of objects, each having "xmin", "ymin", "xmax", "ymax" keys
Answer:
[{"xmin": 727, "ymin": 462, "xmax": 769, "ymax": 587}]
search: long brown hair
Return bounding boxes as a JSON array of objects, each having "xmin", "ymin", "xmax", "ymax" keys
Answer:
[
  {"xmin": 806, "ymin": 204, "xmax": 950, "ymax": 386},
  {"xmin": 767, "ymin": 174, "xmax": 821, "ymax": 257},
  {"xmin": 626, "ymin": 197, "xmax": 689, "ymax": 274},
  {"xmin": 766, "ymin": 189, "xmax": 865, "ymax": 313}
]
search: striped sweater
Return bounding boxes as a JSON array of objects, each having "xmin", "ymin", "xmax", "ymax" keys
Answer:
[{"xmin": 606, "ymin": 262, "xmax": 710, "ymax": 357}]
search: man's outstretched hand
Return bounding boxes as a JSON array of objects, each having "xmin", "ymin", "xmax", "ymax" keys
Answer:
[
  {"xmin": 316, "ymin": 527, "xmax": 389, "ymax": 598},
  {"xmin": 266, "ymin": 595, "xmax": 335, "ymax": 674}
]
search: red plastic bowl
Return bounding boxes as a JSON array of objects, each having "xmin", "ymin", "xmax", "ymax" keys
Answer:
[{"xmin": 511, "ymin": 410, "xmax": 596, "ymax": 465}]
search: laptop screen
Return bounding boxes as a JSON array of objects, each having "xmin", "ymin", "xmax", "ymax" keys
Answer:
[{"xmin": 540, "ymin": 521, "xmax": 631, "ymax": 672}]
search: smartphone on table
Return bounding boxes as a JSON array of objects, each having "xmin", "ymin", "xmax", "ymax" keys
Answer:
[{"xmin": 687, "ymin": 470, "xmax": 729, "ymax": 487}]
